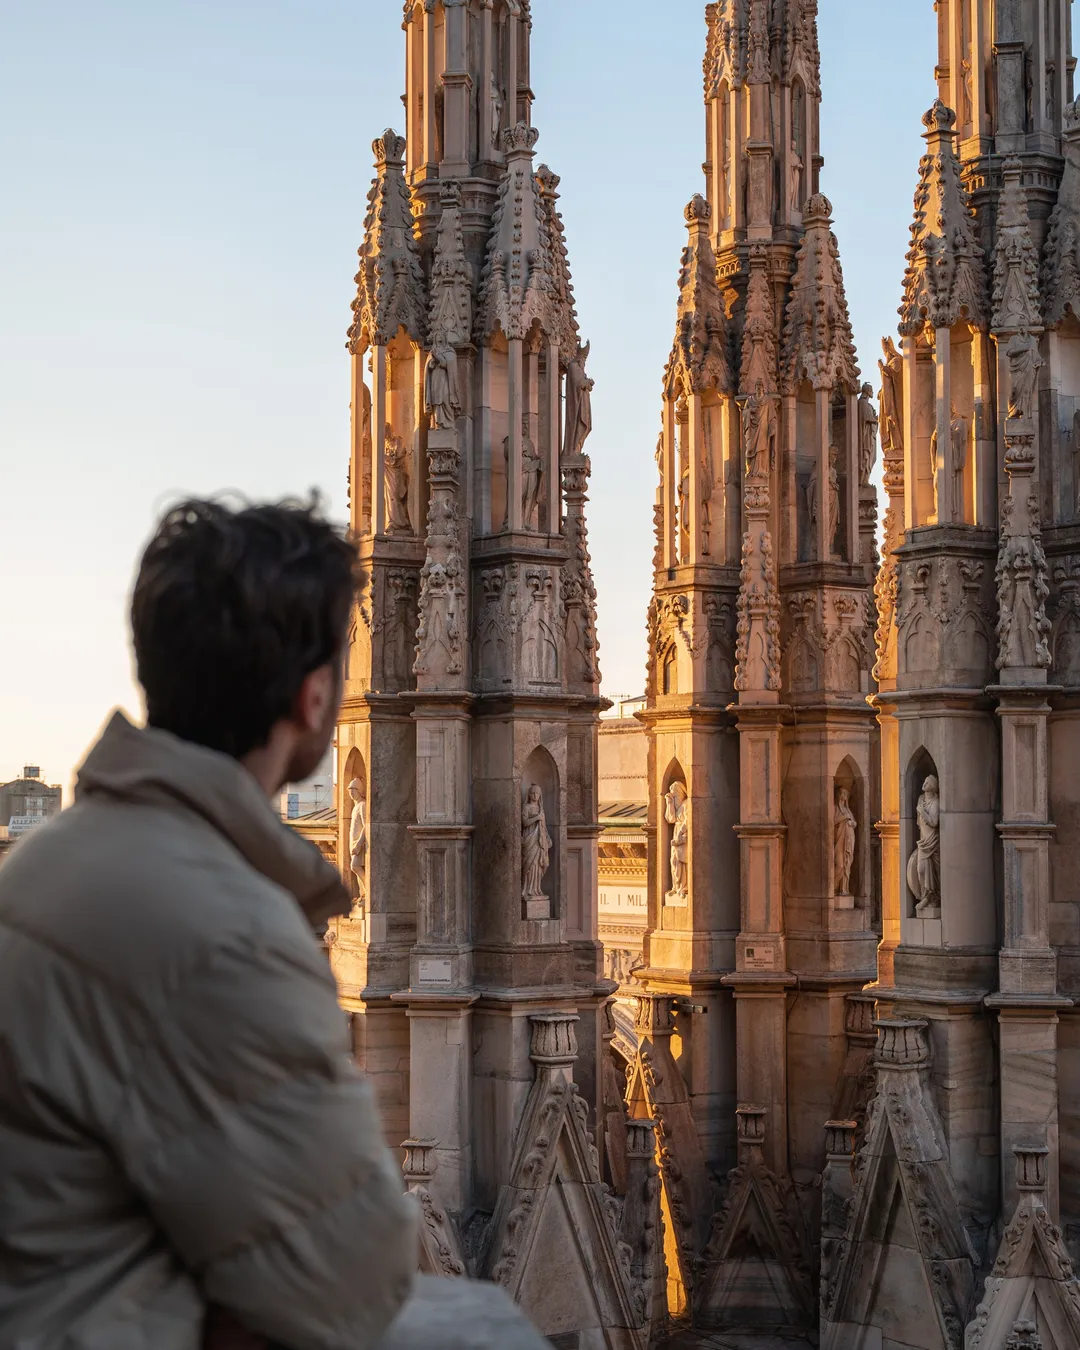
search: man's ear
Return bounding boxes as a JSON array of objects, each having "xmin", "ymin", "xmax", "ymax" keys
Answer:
[{"xmin": 294, "ymin": 662, "xmax": 336, "ymax": 734}]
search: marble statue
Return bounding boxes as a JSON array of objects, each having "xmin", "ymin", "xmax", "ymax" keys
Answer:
[
  {"xmin": 739, "ymin": 380, "xmax": 776, "ymax": 481},
  {"xmin": 521, "ymin": 784, "xmax": 552, "ymax": 903},
  {"xmin": 665, "ymin": 781, "xmax": 689, "ymax": 901},
  {"xmin": 950, "ymin": 409, "xmax": 968, "ymax": 518},
  {"xmin": 348, "ymin": 778, "xmax": 367, "ymax": 914},
  {"xmin": 929, "ymin": 424, "xmax": 940, "ymax": 521},
  {"xmin": 361, "ymin": 382, "xmax": 373, "ymax": 521},
  {"xmin": 489, "ymin": 72, "xmax": 503, "ymax": 150},
  {"xmin": 1006, "ymin": 333, "xmax": 1043, "ymax": 423},
  {"xmin": 521, "ymin": 418, "xmax": 542, "ymax": 530},
  {"xmin": 789, "ymin": 141, "xmax": 804, "ymax": 212},
  {"xmin": 807, "ymin": 449, "xmax": 840, "ymax": 557},
  {"xmin": 564, "ymin": 341, "xmax": 593, "ymax": 459},
  {"xmin": 384, "ymin": 427, "xmax": 412, "ymax": 533},
  {"xmin": 907, "ymin": 774, "xmax": 941, "ymax": 916},
  {"xmin": 424, "ymin": 342, "xmax": 461, "ymax": 430},
  {"xmin": 834, "ymin": 786, "xmax": 856, "ymax": 896},
  {"xmin": 858, "ymin": 382, "xmax": 878, "ymax": 485},
  {"xmin": 879, "ymin": 335, "xmax": 903, "ymax": 456}
]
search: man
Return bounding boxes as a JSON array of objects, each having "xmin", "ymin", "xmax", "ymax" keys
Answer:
[{"xmin": 0, "ymin": 499, "xmax": 416, "ymax": 1349}]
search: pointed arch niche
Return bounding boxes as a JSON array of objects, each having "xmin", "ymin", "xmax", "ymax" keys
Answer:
[
  {"xmin": 832, "ymin": 757, "xmax": 867, "ymax": 912},
  {"xmin": 341, "ymin": 747, "xmax": 368, "ymax": 908},
  {"xmin": 521, "ymin": 746, "xmax": 559, "ymax": 922},
  {"xmin": 902, "ymin": 748, "xmax": 942, "ymax": 942},
  {"xmin": 660, "ymin": 760, "xmax": 689, "ymax": 924}
]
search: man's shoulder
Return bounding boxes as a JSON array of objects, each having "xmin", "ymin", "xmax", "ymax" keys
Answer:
[{"xmin": 0, "ymin": 795, "xmax": 311, "ymax": 995}]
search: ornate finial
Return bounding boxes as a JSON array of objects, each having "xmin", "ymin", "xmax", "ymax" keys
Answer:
[
  {"xmin": 625, "ymin": 1119, "xmax": 658, "ymax": 1160},
  {"xmin": 802, "ymin": 192, "xmax": 833, "ymax": 222},
  {"xmin": 1014, "ymin": 1145, "xmax": 1050, "ymax": 1194},
  {"xmin": 502, "ymin": 122, "xmax": 540, "ymax": 155},
  {"xmin": 874, "ymin": 1018, "xmax": 932, "ymax": 1068},
  {"xmin": 922, "ymin": 100, "xmax": 957, "ymax": 135},
  {"xmin": 535, "ymin": 163, "xmax": 561, "ymax": 196},
  {"xmin": 824, "ymin": 1120, "xmax": 858, "ymax": 1160},
  {"xmin": 685, "ymin": 193, "xmax": 711, "ymax": 224},
  {"xmin": 439, "ymin": 180, "xmax": 462, "ymax": 211},
  {"xmin": 402, "ymin": 1138, "xmax": 439, "ymax": 1184},
  {"xmin": 528, "ymin": 1012, "xmax": 579, "ymax": 1065},
  {"xmin": 372, "ymin": 128, "xmax": 407, "ymax": 165},
  {"xmin": 736, "ymin": 1105, "xmax": 767, "ymax": 1154}
]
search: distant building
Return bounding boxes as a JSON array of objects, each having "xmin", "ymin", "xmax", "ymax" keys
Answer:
[
  {"xmin": 278, "ymin": 749, "xmax": 333, "ymax": 822},
  {"xmin": 597, "ymin": 698, "xmax": 647, "ymax": 989},
  {"xmin": 0, "ymin": 766, "xmax": 62, "ymax": 866}
]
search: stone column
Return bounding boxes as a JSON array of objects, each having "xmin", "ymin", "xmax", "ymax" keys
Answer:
[
  {"xmin": 545, "ymin": 342, "xmax": 560, "ymax": 534},
  {"xmin": 932, "ymin": 327, "xmax": 952, "ymax": 525},
  {"xmin": 440, "ymin": 0, "xmax": 470, "ymax": 177},
  {"xmin": 373, "ymin": 345, "xmax": 389, "ymax": 535}
]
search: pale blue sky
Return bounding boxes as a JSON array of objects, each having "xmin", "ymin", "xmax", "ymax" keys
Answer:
[{"xmin": 1, "ymin": 1, "xmax": 937, "ymax": 793}]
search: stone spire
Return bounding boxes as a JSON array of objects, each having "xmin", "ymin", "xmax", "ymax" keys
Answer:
[
  {"xmin": 899, "ymin": 102, "xmax": 989, "ymax": 337},
  {"xmin": 347, "ymin": 130, "xmax": 427, "ymax": 354},
  {"xmin": 665, "ymin": 195, "xmax": 733, "ymax": 399},
  {"xmin": 780, "ymin": 193, "xmax": 860, "ymax": 394}
]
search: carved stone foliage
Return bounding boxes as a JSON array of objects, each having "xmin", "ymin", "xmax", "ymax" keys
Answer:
[
  {"xmin": 364, "ymin": 565, "xmax": 420, "ymax": 692},
  {"xmin": 474, "ymin": 564, "xmax": 519, "ymax": 690},
  {"xmin": 522, "ymin": 566, "xmax": 560, "ymax": 686},
  {"xmin": 996, "ymin": 498, "xmax": 1052, "ymax": 673},
  {"xmin": 665, "ymin": 194, "xmax": 733, "ymax": 399},
  {"xmin": 735, "ymin": 528, "xmax": 782, "ymax": 694},
  {"xmin": 647, "ymin": 592, "xmax": 690, "ymax": 695},
  {"xmin": 427, "ymin": 182, "xmax": 473, "ymax": 349},
  {"xmin": 414, "ymin": 438, "xmax": 467, "ymax": 689},
  {"xmin": 821, "ymin": 1020, "xmax": 979, "ymax": 1350},
  {"xmin": 1052, "ymin": 560, "xmax": 1080, "ymax": 686},
  {"xmin": 965, "ymin": 1149, "xmax": 1080, "ymax": 1350},
  {"xmin": 348, "ymin": 129, "xmax": 427, "ymax": 353},
  {"xmin": 740, "ymin": 243, "xmax": 778, "ymax": 397},
  {"xmin": 783, "ymin": 591, "xmax": 869, "ymax": 695},
  {"xmin": 561, "ymin": 456, "xmax": 600, "ymax": 689},
  {"xmin": 874, "ymin": 547, "xmax": 900, "ymax": 683},
  {"xmin": 476, "ymin": 127, "xmax": 579, "ymax": 350},
  {"xmin": 484, "ymin": 1015, "xmax": 646, "ymax": 1343},
  {"xmin": 900, "ymin": 102, "xmax": 989, "ymax": 337},
  {"xmin": 897, "ymin": 555, "xmax": 994, "ymax": 682},
  {"xmin": 1042, "ymin": 102, "xmax": 1080, "ymax": 329},
  {"xmin": 992, "ymin": 159, "xmax": 1043, "ymax": 336},
  {"xmin": 402, "ymin": 1139, "xmax": 468, "ymax": 1279},
  {"xmin": 780, "ymin": 194, "xmax": 860, "ymax": 394},
  {"xmin": 695, "ymin": 1107, "xmax": 816, "ymax": 1332}
]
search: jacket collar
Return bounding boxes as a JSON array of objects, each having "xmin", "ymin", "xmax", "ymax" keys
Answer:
[{"xmin": 76, "ymin": 712, "xmax": 350, "ymax": 926}]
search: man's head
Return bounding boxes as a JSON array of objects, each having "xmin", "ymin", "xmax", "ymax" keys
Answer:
[{"xmin": 131, "ymin": 497, "xmax": 361, "ymax": 791}]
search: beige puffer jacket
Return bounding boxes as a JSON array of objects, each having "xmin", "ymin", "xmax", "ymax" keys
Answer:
[{"xmin": 0, "ymin": 713, "xmax": 415, "ymax": 1350}]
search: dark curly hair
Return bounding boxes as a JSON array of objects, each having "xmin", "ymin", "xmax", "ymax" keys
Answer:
[{"xmin": 131, "ymin": 497, "xmax": 361, "ymax": 758}]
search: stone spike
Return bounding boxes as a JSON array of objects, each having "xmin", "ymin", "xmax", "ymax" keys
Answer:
[
  {"xmin": 739, "ymin": 242, "xmax": 778, "ymax": 395},
  {"xmin": 534, "ymin": 164, "xmax": 581, "ymax": 356},
  {"xmin": 899, "ymin": 101, "xmax": 989, "ymax": 336},
  {"xmin": 665, "ymin": 194, "xmax": 734, "ymax": 398},
  {"xmin": 780, "ymin": 192, "xmax": 860, "ymax": 394},
  {"xmin": 347, "ymin": 128, "xmax": 427, "ymax": 353}
]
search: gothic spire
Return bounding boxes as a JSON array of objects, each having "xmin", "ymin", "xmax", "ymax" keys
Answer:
[
  {"xmin": 347, "ymin": 130, "xmax": 427, "ymax": 353},
  {"xmin": 899, "ymin": 102, "xmax": 989, "ymax": 336},
  {"xmin": 666, "ymin": 195, "xmax": 734, "ymax": 398},
  {"xmin": 991, "ymin": 159, "xmax": 1042, "ymax": 336},
  {"xmin": 780, "ymin": 193, "xmax": 860, "ymax": 393},
  {"xmin": 477, "ymin": 124, "xmax": 550, "ymax": 343}
]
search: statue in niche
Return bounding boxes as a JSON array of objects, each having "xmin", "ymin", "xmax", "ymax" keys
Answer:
[
  {"xmin": 424, "ymin": 342, "xmax": 461, "ymax": 431},
  {"xmin": 834, "ymin": 787, "xmax": 857, "ymax": 896},
  {"xmin": 950, "ymin": 410, "xmax": 969, "ymax": 520},
  {"xmin": 929, "ymin": 424, "xmax": 941, "ymax": 521},
  {"xmin": 960, "ymin": 56, "xmax": 974, "ymax": 129},
  {"xmin": 879, "ymin": 336, "xmax": 904, "ymax": 456},
  {"xmin": 521, "ymin": 417, "xmax": 543, "ymax": 530},
  {"xmin": 384, "ymin": 427, "xmax": 412, "ymax": 534},
  {"xmin": 664, "ymin": 782, "xmax": 689, "ymax": 902},
  {"xmin": 564, "ymin": 341, "xmax": 594, "ymax": 459},
  {"xmin": 701, "ymin": 418, "xmax": 715, "ymax": 556},
  {"xmin": 1006, "ymin": 332, "xmax": 1043, "ymax": 423},
  {"xmin": 788, "ymin": 140, "xmax": 803, "ymax": 212},
  {"xmin": 858, "ymin": 382, "xmax": 878, "ymax": 485},
  {"xmin": 348, "ymin": 779, "xmax": 367, "ymax": 916},
  {"xmin": 489, "ymin": 72, "xmax": 503, "ymax": 150},
  {"xmin": 739, "ymin": 380, "xmax": 777, "ymax": 481},
  {"xmin": 521, "ymin": 784, "xmax": 552, "ymax": 905},
  {"xmin": 360, "ymin": 383, "xmax": 373, "ymax": 525},
  {"xmin": 906, "ymin": 775, "xmax": 941, "ymax": 917},
  {"xmin": 807, "ymin": 448, "xmax": 841, "ymax": 557}
]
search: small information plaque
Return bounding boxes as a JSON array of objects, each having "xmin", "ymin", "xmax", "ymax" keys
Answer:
[
  {"xmin": 418, "ymin": 957, "xmax": 453, "ymax": 986},
  {"xmin": 743, "ymin": 946, "xmax": 776, "ymax": 972}
]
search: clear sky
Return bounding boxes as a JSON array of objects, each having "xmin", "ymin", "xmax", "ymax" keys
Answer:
[{"xmin": 1, "ymin": 0, "xmax": 938, "ymax": 795}]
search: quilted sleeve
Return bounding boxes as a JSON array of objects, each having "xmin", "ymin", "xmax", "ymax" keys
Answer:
[{"xmin": 113, "ymin": 912, "xmax": 416, "ymax": 1350}]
